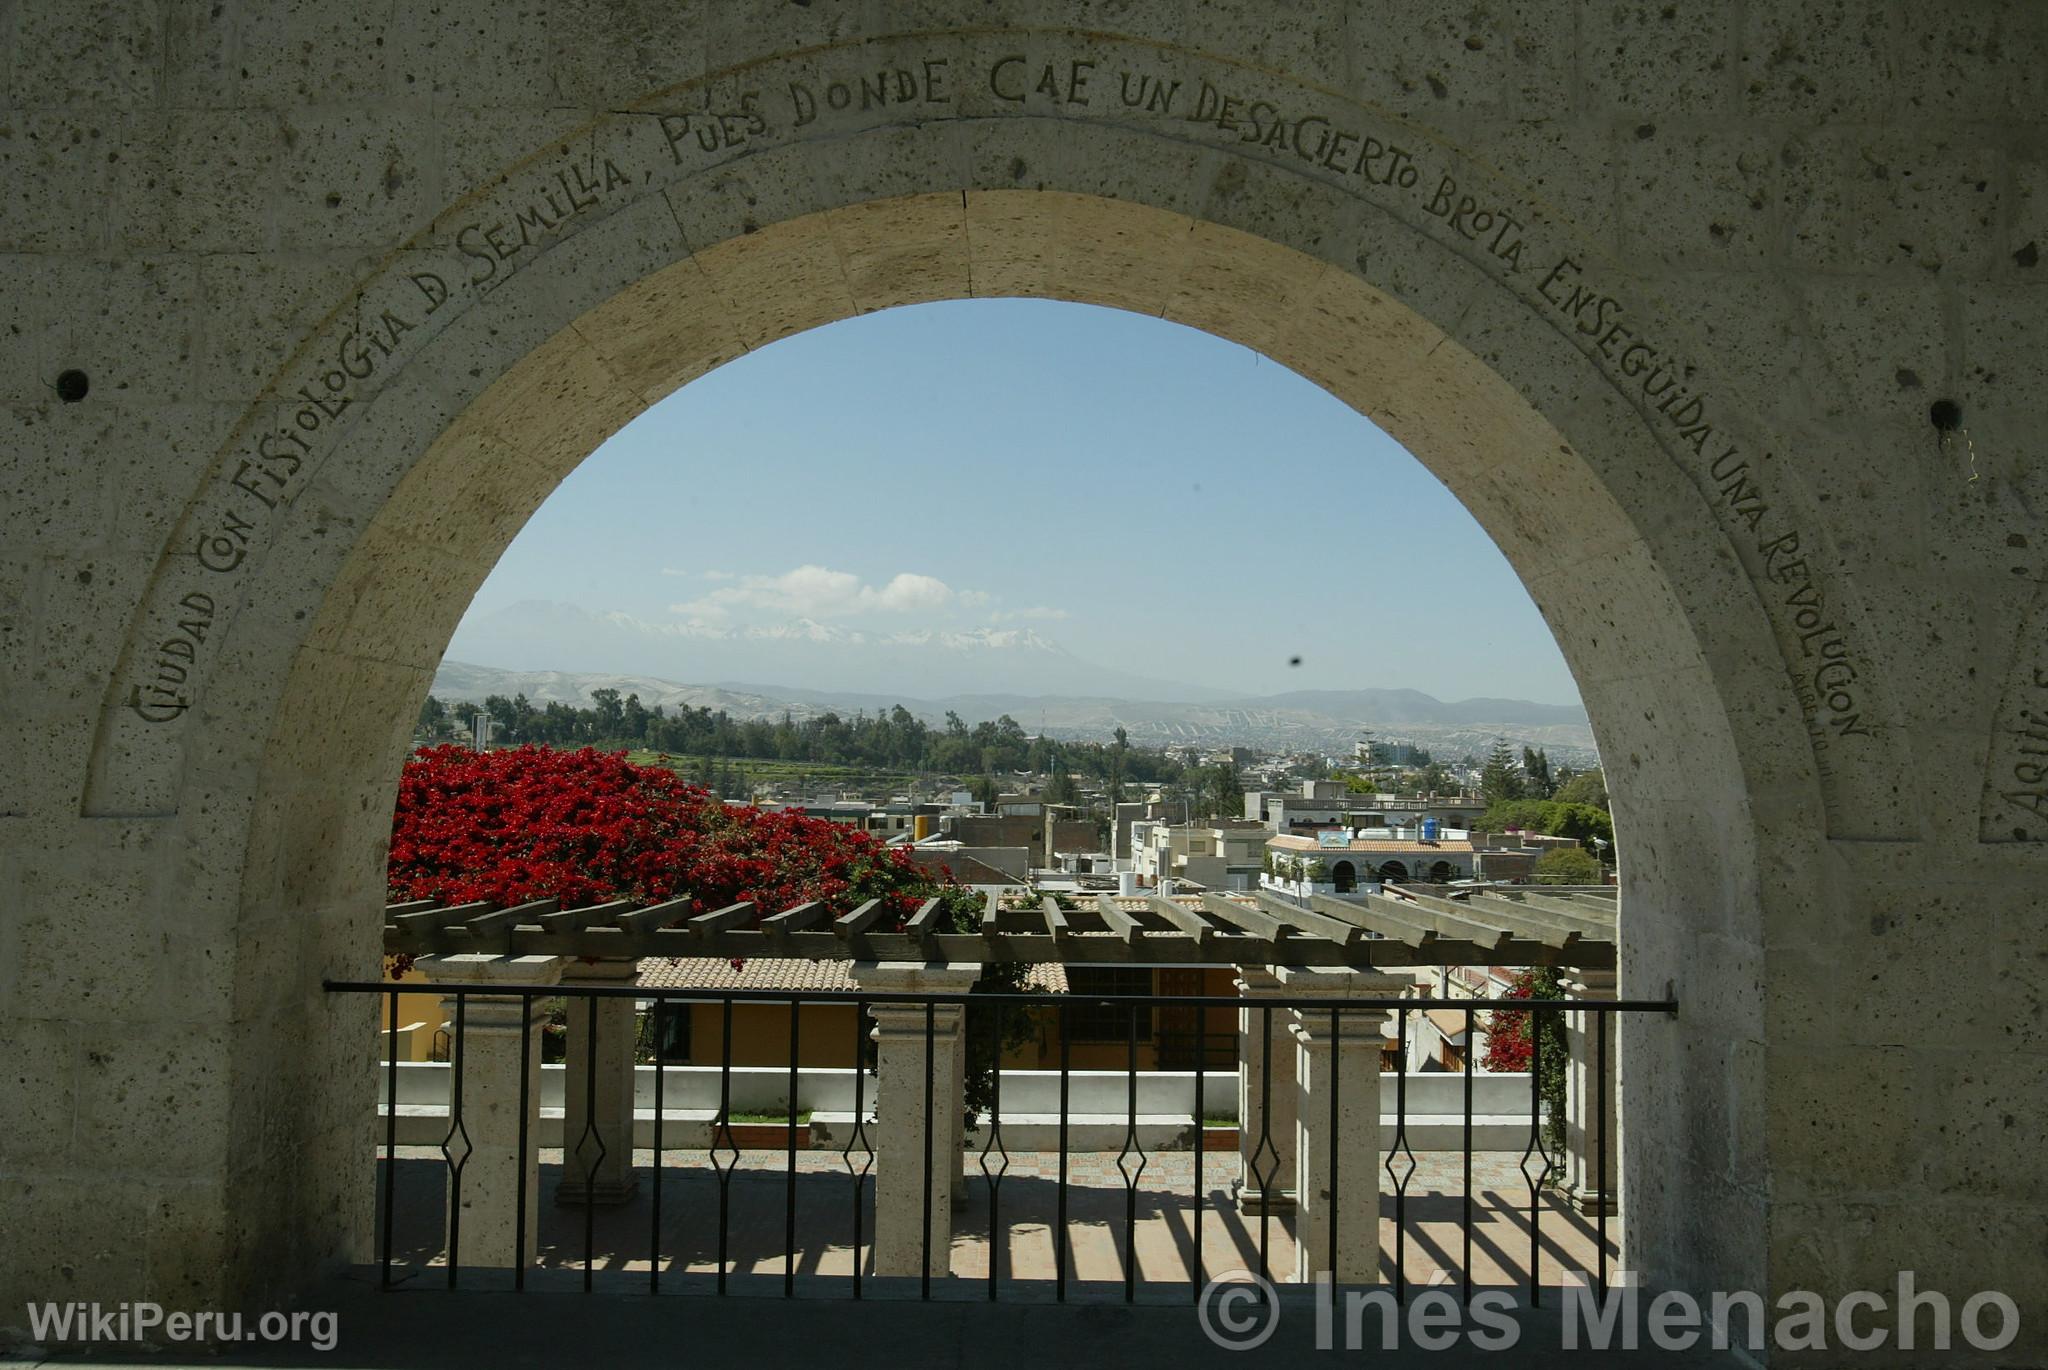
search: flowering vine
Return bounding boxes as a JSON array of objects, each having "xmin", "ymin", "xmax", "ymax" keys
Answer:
[{"xmin": 387, "ymin": 744, "xmax": 941, "ymax": 921}]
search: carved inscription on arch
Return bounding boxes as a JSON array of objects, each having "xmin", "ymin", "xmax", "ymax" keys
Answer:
[
  {"xmin": 1981, "ymin": 590, "xmax": 2048, "ymax": 842},
  {"xmin": 89, "ymin": 35, "xmax": 1895, "ymax": 827}
]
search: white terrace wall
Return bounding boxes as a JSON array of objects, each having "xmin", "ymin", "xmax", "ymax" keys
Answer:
[{"xmin": 0, "ymin": 3, "xmax": 2043, "ymax": 1360}]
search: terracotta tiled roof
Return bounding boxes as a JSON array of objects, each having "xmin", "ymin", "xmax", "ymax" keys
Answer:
[{"xmin": 635, "ymin": 957, "xmax": 1065, "ymax": 993}]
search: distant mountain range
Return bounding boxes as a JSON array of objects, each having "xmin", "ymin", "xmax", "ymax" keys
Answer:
[
  {"xmin": 447, "ymin": 600, "xmax": 1231, "ymax": 703},
  {"xmin": 428, "ymin": 659, "xmax": 1597, "ymax": 763}
]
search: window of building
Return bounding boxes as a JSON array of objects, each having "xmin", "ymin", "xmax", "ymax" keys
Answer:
[
  {"xmin": 1064, "ymin": 966, "xmax": 1155, "ymax": 1042},
  {"xmin": 642, "ymin": 1005, "xmax": 692, "ymax": 1062}
]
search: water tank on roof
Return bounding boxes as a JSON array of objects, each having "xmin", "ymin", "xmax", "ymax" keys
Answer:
[
  {"xmin": 1421, "ymin": 817, "xmax": 1441, "ymax": 841},
  {"xmin": 1119, "ymin": 871, "xmax": 1138, "ymax": 897}
]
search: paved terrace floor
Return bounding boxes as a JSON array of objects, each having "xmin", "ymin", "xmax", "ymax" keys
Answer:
[
  {"xmin": 380, "ymin": 1148, "xmax": 1610, "ymax": 1291},
  {"xmin": 9, "ymin": 1154, "xmax": 1702, "ymax": 1369}
]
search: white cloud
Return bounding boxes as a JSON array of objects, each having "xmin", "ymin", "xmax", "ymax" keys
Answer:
[
  {"xmin": 991, "ymin": 605, "xmax": 1070, "ymax": 622},
  {"xmin": 669, "ymin": 564, "xmax": 968, "ymax": 622}
]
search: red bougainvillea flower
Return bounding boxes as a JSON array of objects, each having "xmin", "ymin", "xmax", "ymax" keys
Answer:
[
  {"xmin": 1481, "ymin": 971, "xmax": 1538, "ymax": 1073},
  {"xmin": 387, "ymin": 744, "xmax": 943, "ymax": 925}
]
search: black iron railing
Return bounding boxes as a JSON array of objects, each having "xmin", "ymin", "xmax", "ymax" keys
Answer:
[{"xmin": 332, "ymin": 980, "xmax": 1671, "ymax": 1305}]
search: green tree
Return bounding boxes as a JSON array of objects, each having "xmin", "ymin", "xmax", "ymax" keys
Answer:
[
  {"xmin": 590, "ymin": 688, "xmax": 625, "ymax": 738},
  {"xmin": 1546, "ymin": 802, "xmax": 1613, "ymax": 849},
  {"xmin": 483, "ymin": 693, "xmax": 520, "ymax": 741},
  {"xmin": 1522, "ymin": 746, "xmax": 1555, "ymax": 799},
  {"xmin": 1106, "ymin": 725, "xmax": 1129, "ymax": 806},
  {"xmin": 416, "ymin": 694, "xmax": 448, "ymax": 738},
  {"xmin": 1554, "ymin": 769, "xmax": 1609, "ymax": 810},
  {"xmin": 1533, "ymin": 846, "xmax": 1599, "ymax": 884},
  {"xmin": 1204, "ymin": 762, "xmax": 1242, "ymax": 819},
  {"xmin": 1396, "ymin": 761, "xmax": 1452, "ymax": 796},
  {"xmin": 1477, "ymin": 797, "xmax": 1554, "ymax": 834},
  {"xmin": 1480, "ymin": 738, "xmax": 1525, "ymax": 805},
  {"xmin": 1043, "ymin": 770, "xmax": 1080, "ymax": 805}
]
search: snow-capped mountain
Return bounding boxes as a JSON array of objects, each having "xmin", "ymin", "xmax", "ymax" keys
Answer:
[{"xmin": 445, "ymin": 600, "xmax": 1221, "ymax": 701}]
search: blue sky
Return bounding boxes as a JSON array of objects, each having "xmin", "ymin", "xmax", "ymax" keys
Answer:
[{"xmin": 455, "ymin": 298, "xmax": 1580, "ymax": 705}]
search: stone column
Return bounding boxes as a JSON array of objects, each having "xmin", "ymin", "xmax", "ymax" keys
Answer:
[
  {"xmin": 848, "ymin": 961, "xmax": 980, "ymax": 1279},
  {"xmin": 416, "ymin": 953, "xmax": 564, "ymax": 1269},
  {"xmin": 1280, "ymin": 967, "xmax": 1408, "ymax": 1284},
  {"xmin": 1559, "ymin": 967, "xmax": 1618, "ymax": 1215},
  {"xmin": 555, "ymin": 957, "xmax": 641, "ymax": 1206},
  {"xmin": 1234, "ymin": 965, "xmax": 1296, "ymax": 1213},
  {"xmin": 950, "ymin": 1009, "xmax": 970, "ymax": 1201}
]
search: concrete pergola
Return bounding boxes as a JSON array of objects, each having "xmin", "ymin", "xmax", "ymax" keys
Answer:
[{"xmin": 384, "ymin": 886, "xmax": 1621, "ymax": 1279}]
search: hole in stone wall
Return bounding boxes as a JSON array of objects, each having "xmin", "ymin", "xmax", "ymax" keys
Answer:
[
  {"xmin": 1929, "ymin": 399, "xmax": 1962, "ymax": 432},
  {"xmin": 55, "ymin": 369, "xmax": 89, "ymax": 403}
]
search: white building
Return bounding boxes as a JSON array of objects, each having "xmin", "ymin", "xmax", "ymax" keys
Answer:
[{"xmin": 1130, "ymin": 820, "xmax": 1269, "ymax": 891}]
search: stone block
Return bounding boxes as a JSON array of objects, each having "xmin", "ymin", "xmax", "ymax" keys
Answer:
[
  {"xmin": 276, "ymin": 111, "xmax": 437, "ymax": 252},
  {"xmin": 1781, "ymin": 129, "xmax": 2003, "ymax": 275},
  {"xmin": 1340, "ymin": 2, "xmax": 1574, "ymax": 119},
  {"xmin": 387, "ymin": 4, "xmax": 556, "ymax": 106},
  {"xmin": 0, "ymin": 1018, "xmax": 77, "ymax": 1168},
  {"xmin": 0, "ymin": 1176, "xmax": 151, "ymax": 1314},
  {"xmin": 1579, "ymin": 3, "xmax": 1736, "ymax": 116},
  {"xmin": 158, "ymin": 111, "xmax": 292, "ymax": 253},
  {"xmin": 1736, "ymin": 0, "xmax": 1896, "ymax": 119},
  {"xmin": 13, "ymin": 0, "xmax": 163, "ymax": 107},
  {"xmin": 1887, "ymin": 3, "xmax": 2048, "ymax": 124},
  {"xmin": 0, "ymin": 114, "xmax": 134, "ymax": 252},
  {"xmin": 546, "ymin": 0, "xmax": 709, "ymax": 106},
  {"xmin": 234, "ymin": 1, "xmax": 395, "ymax": 106},
  {"xmin": 1618, "ymin": 124, "xmax": 1777, "ymax": 268},
  {"xmin": 70, "ymin": 1022, "xmax": 239, "ymax": 1176}
]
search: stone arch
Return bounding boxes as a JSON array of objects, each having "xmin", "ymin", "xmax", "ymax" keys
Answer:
[
  {"xmin": 1376, "ymin": 860, "xmax": 1410, "ymax": 883},
  {"xmin": 100, "ymin": 100, "xmax": 1803, "ymax": 1311},
  {"xmin": 18, "ymin": 11, "xmax": 2034, "ymax": 1336},
  {"xmin": 1330, "ymin": 859, "xmax": 1357, "ymax": 893}
]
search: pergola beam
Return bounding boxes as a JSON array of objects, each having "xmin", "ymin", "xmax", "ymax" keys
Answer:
[
  {"xmin": 381, "ymin": 895, "xmax": 1615, "ymax": 970},
  {"xmin": 902, "ymin": 897, "xmax": 944, "ymax": 954},
  {"xmin": 1093, "ymin": 893, "xmax": 1143, "ymax": 944},
  {"xmin": 1146, "ymin": 895, "xmax": 1215, "ymax": 947},
  {"xmin": 760, "ymin": 900, "xmax": 826, "ymax": 932},
  {"xmin": 1490, "ymin": 889, "xmax": 1621, "ymax": 922},
  {"xmin": 689, "ymin": 901, "xmax": 756, "ymax": 934},
  {"xmin": 1388, "ymin": 885, "xmax": 1605, "ymax": 950},
  {"xmin": 1455, "ymin": 894, "xmax": 1608, "ymax": 944},
  {"xmin": 1309, "ymin": 891, "xmax": 1509, "ymax": 954},
  {"xmin": 463, "ymin": 897, "xmax": 560, "ymax": 939},
  {"xmin": 834, "ymin": 899, "xmax": 886, "ymax": 936},
  {"xmin": 1039, "ymin": 896, "xmax": 1071, "ymax": 941},
  {"xmin": 1246, "ymin": 890, "xmax": 1371, "ymax": 948},
  {"xmin": 611, "ymin": 896, "xmax": 691, "ymax": 933},
  {"xmin": 1196, "ymin": 893, "xmax": 1294, "ymax": 945}
]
